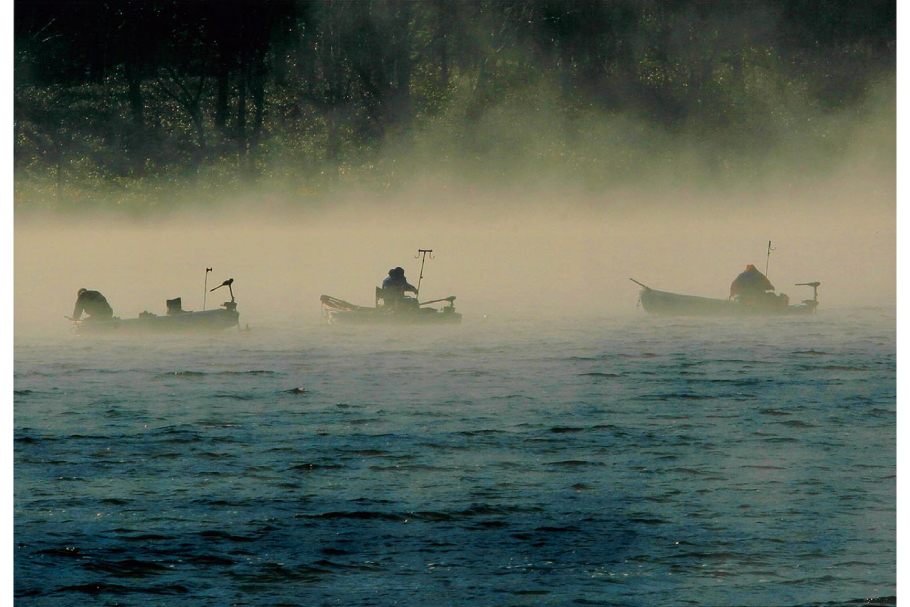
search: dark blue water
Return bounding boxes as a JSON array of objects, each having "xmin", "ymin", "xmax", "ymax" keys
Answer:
[{"xmin": 14, "ymin": 309, "xmax": 896, "ymax": 606}]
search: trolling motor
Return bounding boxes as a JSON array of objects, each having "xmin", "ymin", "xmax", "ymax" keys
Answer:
[
  {"xmin": 795, "ymin": 281, "xmax": 821, "ymax": 312},
  {"xmin": 419, "ymin": 296, "xmax": 456, "ymax": 307},
  {"xmin": 210, "ymin": 278, "xmax": 237, "ymax": 312},
  {"xmin": 419, "ymin": 295, "xmax": 457, "ymax": 314}
]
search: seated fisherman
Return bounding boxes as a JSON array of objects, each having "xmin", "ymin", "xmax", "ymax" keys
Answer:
[
  {"xmin": 730, "ymin": 265, "xmax": 788, "ymax": 306},
  {"xmin": 380, "ymin": 267, "xmax": 418, "ymax": 308},
  {"xmin": 72, "ymin": 288, "xmax": 114, "ymax": 321}
]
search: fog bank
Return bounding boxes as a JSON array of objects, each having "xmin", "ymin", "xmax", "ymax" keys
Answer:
[{"xmin": 15, "ymin": 160, "xmax": 894, "ymax": 338}]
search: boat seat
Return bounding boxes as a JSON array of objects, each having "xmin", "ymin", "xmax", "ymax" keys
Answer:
[
  {"xmin": 166, "ymin": 297, "xmax": 187, "ymax": 315},
  {"xmin": 376, "ymin": 287, "xmax": 417, "ymax": 310}
]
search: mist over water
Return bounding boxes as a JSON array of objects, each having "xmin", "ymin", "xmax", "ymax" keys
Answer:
[
  {"xmin": 14, "ymin": 69, "xmax": 895, "ymax": 338},
  {"xmin": 15, "ymin": 160, "xmax": 894, "ymax": 339}
]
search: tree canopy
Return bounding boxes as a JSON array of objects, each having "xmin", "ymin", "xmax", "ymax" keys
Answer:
[{"xmin": 14, "ymin": 0, "xmax": 896, "ymax": 213}]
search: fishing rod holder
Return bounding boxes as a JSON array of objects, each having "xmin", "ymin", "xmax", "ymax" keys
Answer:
[{"xmin": 415, "ymin": 249, "xmax": 435, "ymax": 295}]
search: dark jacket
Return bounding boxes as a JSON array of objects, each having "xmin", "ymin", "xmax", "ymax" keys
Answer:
[
  {"xmin": 73, "ymin": 289, "xmax": 114, "ymax": 320},
  {"xmin": 730, "ymin": 266, "xmax": 775, "ymax": 300},
  {"xmin": 381, "ymin": 269, "xmax": 417, "ymax": 307},
  {"xmin": 382, "ymin": 274, "xmax": 417, "ymax": 294}
]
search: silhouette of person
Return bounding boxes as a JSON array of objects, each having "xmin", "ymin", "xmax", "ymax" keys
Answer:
[
  {"xmin": 73, "ymin": 288, "xmax": 114, "ymax": 321},
  {"xmin": 381, "ymin": 267, "xmax": 418, "ymax": 308}
]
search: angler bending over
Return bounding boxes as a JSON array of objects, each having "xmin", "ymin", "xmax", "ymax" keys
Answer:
[
  {"xmin": 73, "ymin": 288, "xmax": 114, "ymax": 321},
  {"xmin": 730, "ymin": 265, "xmax": 788, "ymax": 307}
]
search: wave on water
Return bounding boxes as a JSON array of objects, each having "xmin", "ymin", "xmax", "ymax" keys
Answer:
[{"xmin": 13, "ymin": 311, "xmax": 895, "ymax": 605}]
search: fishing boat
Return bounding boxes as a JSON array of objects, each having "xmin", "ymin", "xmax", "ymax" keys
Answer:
[
  {"xmin": 320, "ymin": 248, "xmax": 462, "ymax": 325},
  {"xmin": 320, "ymin": 292, "xmax": 462, "ymax": 325},
  {"xmin": 631, "ymin": 278, "xmax": 820, "ymax": 317},
  {"xmin": 71, "ymin": 278, "xmax": 241, "ymax": 335}
]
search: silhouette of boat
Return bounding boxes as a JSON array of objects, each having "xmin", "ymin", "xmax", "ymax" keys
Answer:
[
  {"xmin": 631, "ymin": 279, "xmax": 820, "ymax": 317},
  {"xmin": 320, "ymin": 289, "xmax": 462, "ymax": 325},
  {"xmin": 71, "ymin": 279, "xmax": 241, "ymax": 334}
]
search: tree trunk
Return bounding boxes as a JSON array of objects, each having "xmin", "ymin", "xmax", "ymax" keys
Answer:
[
  {"xmin": 436, "ymin": 1, "xmax": 451, "ymax": 89},
  {"xmin": 237, "ymin": 59, "xmax": 248, "ymax": 167},
  {"xmin": 246, "ymin": 51, "xmax": 267, "ymax": 179},
  {"xmin": 391, "ymin": 1, "xmax": 413, "ymax": 128},
  {"xmin": 215, "ymin": 49, "xmax": 231, "ymax": 133},
  {"xmin": 125, "ymin": 61, "xmax": 144, "ymax": 126}
]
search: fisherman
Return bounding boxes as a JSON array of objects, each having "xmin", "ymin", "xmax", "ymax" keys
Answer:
[
  {"xmin": 730, "ymin": 265, "xmax": 788, "ymax": 306},
  {"xmin": 72, "ymin": 288, "xmax": 114, "ymax": 321},
  {"xmin": 380, "ymin": 267, "xmax": 418, "ymax": 308}
]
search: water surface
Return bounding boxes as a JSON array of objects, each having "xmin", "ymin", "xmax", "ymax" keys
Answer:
[{"xmin": 14, "ymin": 309, "xmax": 896, "ymax": 605}]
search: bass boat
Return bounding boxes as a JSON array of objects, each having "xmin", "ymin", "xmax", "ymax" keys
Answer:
[
  {"xmin": 321, "ymin": 248, "xmax": 463, "ymax": 326},
  {"xmin": 631, "ymin": 278, "xmax": 820, "ymax": 317},
  {"xmin": 320, "ymin": 290, "xmax": 462, "ymax": 325},
  {"xmin": 71, "ymin": 278, "xmax": 241, "ymax": 335}
]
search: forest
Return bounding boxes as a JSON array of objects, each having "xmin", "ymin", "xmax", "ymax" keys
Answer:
[{"xmin": 14, "ymin": 0, "xmax": 896, "ymax": 214}]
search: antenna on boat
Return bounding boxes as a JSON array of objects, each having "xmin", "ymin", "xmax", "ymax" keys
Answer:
[
  {"xmin": 203, "ymin": 267, "xmax": 212, "ymax": 310},
  {"xmin": 765, "ymin": 241, "xmax": 775, "ymax": 277},
  {"xmin": 414, "ymin": 249, "xmax": 434, "ymax": 296}
]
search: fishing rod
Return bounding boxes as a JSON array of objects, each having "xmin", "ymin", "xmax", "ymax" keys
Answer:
[
  {"xmin": 203, "ymin": 267, "xmax": 212, "ymax": 310},
  {"xmin": 414, "ymin": 249, "xmax": 434, "ymax": 297}
]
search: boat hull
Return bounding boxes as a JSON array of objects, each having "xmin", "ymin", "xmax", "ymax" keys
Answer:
[
  {"xmin": 639, "ymin": 288, "xmax": 817, "ymax": 317},
  {"xmin": 323, "ymin": 308, "xmax": 462, "ymax": 325},
  {"xmin": 75, "ymin": 308, "xmax": 240, "ymax": 335},
  {"xmin": 320, "ymin": 295, "xmax": 462, "ymax": 325}
]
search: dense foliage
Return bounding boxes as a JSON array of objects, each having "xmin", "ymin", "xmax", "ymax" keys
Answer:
[{"xmin": 14, "ymin": 0, "xmax": 895, "ymax": 212}]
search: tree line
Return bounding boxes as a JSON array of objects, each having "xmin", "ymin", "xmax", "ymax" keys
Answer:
[{"xmin": 14, "ymin": 0, "xmax": 895, "ymax": 211}]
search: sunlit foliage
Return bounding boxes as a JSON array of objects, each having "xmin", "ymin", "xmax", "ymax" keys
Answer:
[{"xmin": 13, "ymin": 0, "xmax": 895, "ymax": 213}]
